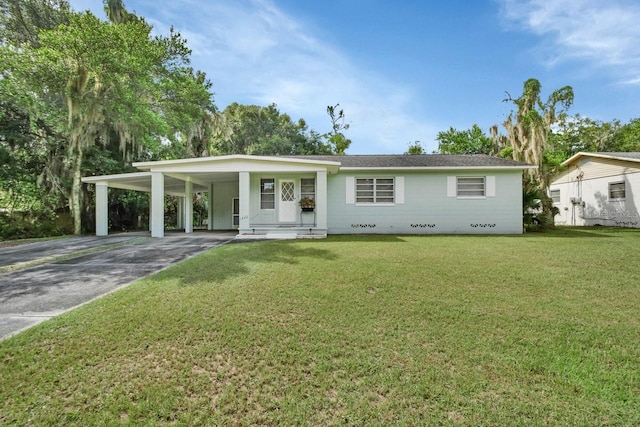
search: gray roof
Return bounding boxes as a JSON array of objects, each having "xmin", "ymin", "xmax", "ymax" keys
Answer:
[
  {"xmin": 592, "ymin": 152, "xmax": 640, "ymax": 160},
  {"xmin": 283, "ymin": 154, "xmax": 533, "ymax": 168}
]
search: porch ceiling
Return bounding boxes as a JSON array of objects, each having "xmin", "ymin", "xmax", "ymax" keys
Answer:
[{"xmin": 81, "ymin": 171, "xmax": 237, "ymax": 196}]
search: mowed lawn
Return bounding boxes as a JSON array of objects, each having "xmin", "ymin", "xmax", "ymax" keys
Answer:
[{"xmin": 1, "ymin": 228, "xmax": 639, "ymax": 425}]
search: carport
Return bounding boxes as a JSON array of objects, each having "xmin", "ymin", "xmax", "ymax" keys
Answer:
[{"xmin": 81, "ymin": 171, "xmax": 238, "ymax": 238}]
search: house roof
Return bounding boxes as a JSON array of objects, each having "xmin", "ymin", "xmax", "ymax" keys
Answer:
[
  {"xmin": 282, "ymin": 154, "xmax": 534, "ymax": 169},
  {"xmin": 562, "ymin": 152, "xmax": 640, "ymax": 166},
  {"xmin": 82, "ymin": 154, "xmax": 533, "ymax": 193}
]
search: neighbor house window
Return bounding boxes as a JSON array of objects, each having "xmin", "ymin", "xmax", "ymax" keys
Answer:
[
  {"xmin": 260, "ymin": 178, "xmax": 275, "ymax": 209},
  {"xmin": 457, "ymin": 177, "xmax": 485, "ymax": 197},
  {"xmin": 550, "ymin": 189, "xmax": 560, "ymax": 204},
  {"xmin": 356, "ymin": 178, "xmax": 394, "ymax": 203},
  {"xmin": 609, "ymin": 181, "xmax": 625, "ymax": 200}
]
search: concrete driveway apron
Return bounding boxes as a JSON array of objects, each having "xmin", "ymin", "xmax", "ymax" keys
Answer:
[{"xmin": 0, "ymin": 232, "xmax": 235, "ymax": 340}]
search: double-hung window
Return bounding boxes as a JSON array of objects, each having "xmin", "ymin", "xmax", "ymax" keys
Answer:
[
  {"xmin": 260, "ymin": 178, "xmax": 275, "ymax": 209},
  {"xmin": 609, "ymin": 181, "xmax": 625, "ymax": 200},
  {"xmin": 550, "ymin": 189, "xmax": 560, "ymax": 204},
  {"xmin": 356, "ymin": 178, "xmax": 394, "ymax": 204},
  {"xmin": 457, "ymin": 177, "xmax": 485, "ymax": 197}
]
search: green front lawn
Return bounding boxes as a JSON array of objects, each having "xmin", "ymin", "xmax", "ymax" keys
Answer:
[{"xmin": 1, "ymin": 228, "xmax": 639, "ymax": 425}]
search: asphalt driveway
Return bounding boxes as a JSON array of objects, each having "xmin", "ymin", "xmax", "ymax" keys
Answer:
[{"xmin": 0, "ymin": 232, "xmax": 235, "ymax": 340}]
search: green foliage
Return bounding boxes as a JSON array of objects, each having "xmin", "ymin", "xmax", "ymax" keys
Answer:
[
  {"xmin": 522, "ymin": 180, "xmax": 558, "ymax": 231},
  {"xmin": 1, "ymin": 1, "xmax": 217, "ymax": 236},
  {"xmin": 502, "ymin": 78, "xmax": 574, "ymax": 189},
  {"xmin": 324, "ymin": 103, "xmax": 351, "ymax": 154},
  {"xmin": 435, "ymin": 124, "xmax": 497, "ymax": 155},
  {"xmin": 212, "ymin": 103, "xmax": 333, "ymax": 155},
  {"xmin": 607, "ymin": 118, "xmax": 640, "ymax": 152},
  {"xmin": 404, "ymin": 141, "xmax": 425, "ymax": 154},
  {"xmin": 0, "ymin": 0, "xmax": 70, "ymax": 47}
]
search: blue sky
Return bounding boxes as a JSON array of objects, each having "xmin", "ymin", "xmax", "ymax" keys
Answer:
[{"xmin": 68, "ymin": 0, "xmax": 640, "ymax": 154}]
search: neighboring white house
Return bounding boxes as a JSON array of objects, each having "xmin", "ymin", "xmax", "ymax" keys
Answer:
[
  {"xmin": 82, "ymin": 154, "xmax": 535, "ymax": 238},
  {"xmin": 549, "ymin": 152, "xmax": 640, "ymax": 228}
]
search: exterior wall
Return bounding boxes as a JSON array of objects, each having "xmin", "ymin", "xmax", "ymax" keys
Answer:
[
  {"xmin": 550, "ymin": 160, "xmax": 640, "ymax": 227},
  {"xmin": 326, "ymin": 170, "xmax": 524, "ymax": 234},
  {"xmin": 211, "ymin": 181, "xmax": 239, "ymax": 230},
  {"xmin": 248, "ymin": 173, "xmax": 318, "ymax": 227}
]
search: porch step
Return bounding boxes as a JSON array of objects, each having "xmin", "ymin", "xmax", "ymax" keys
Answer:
[{"xmin": 235, "ymin": 232, "xmax": 327, "ymax": 241}]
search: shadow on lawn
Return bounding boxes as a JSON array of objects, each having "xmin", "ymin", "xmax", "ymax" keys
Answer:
[{"xmin": 165, "ymin": 240, "xmax": 341, "ymax": 286}]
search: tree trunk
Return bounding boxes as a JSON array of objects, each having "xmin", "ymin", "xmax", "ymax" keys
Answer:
[{"xmin": 69, "ymin": 143, "xmax": 83, "ymax": 235}]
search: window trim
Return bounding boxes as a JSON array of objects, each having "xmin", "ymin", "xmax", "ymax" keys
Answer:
[
  {"xmin": 300, "ymin": 177, "xmax": 316, "ymax": 202},
  {"xmin": 355, "ymin": 177, "xmax": 395, "ymax": 205},
  {"xmin": 260, "ymin": 178, "xmax": 275, "ymax": 210},
  {"xmin": 550, "ymin": 189, "xmax": 560, "ymax": 204},
  {"xmin": 456, "ymin": 176, "xmax": 486, "ymax": 198},
  {"xmin": 609, "ymin": 181, "xmax": 625, "ymax": 200}
]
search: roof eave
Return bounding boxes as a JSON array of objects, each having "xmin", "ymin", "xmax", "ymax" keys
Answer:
[
  {"xmin": 339, "ymin": 165, "xmax": 536, "ymax": 171},
  {"xmin": 562, "ymin": 151, "xmax": 640, "ymax": 166},
  {"xmin": 133, "ymin": 154, "xmax": 342, "ymax": 170}
]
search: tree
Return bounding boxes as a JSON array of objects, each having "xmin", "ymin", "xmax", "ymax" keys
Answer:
[
  {"xmin": 547, "ymin": 114, "xmax": 620, "ymax": 159},
  {"xmin": 608, "ymin": 118, "xmax": 640, "ymax": 152},
  {"xmin": 0, "ymin": 0, "xmax": 70, "ymax": 46},
  {"xmin": 435, "ymin": 124, "xmax": 497, "ymax": 155},
  {"xmin": 499, "ymin": 78, "xmax": 574, "ymax": 190},
  {"xmin": 324, "ymin": 103, "xmax": 351, "ymax": 154},
  {"xmin": 212, "ymin": 103, "xmax": 332, "ymax": 155},
  {"xmin": 2, "ymin": 3, "xmax": 215, "ymax": 234},
  {"xmin": 405, "ymin": 141, "xmax": 425, "ymax": 154}
]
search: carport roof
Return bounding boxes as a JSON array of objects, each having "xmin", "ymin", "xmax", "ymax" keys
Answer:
[{"xmin": 81, "ymin": 172, "xmax": 209, "ymax": 196}]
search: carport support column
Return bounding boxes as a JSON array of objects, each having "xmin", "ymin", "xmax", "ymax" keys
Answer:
[
  {"xmin": 176, "ymin": 197, "xmax": 184, "ymax": 229},
  {"xmin": 316, "ymin": 170, "xmax": 328, "ymax": 230},
  {"xmin": 150, "ymin": 172, "xmax": 165, "ymax": 238},
  {"xmin": 207, "ymin": 183, "xmax": 214, "ymax": 230},
  {"xmin": 95, "ymin": 182, "xmax": 109, "ymax": 236},
  {"xmin": 184, "ymin": 180, "xmax": 193, "ymax": 233},
  {"xmin": 239, "ymin": 171, "xmax": 250, "ymax": 232}
]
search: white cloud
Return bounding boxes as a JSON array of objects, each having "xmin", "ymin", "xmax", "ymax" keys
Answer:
[
  {"xmin": 117, "ymin": 0, "xmax": 437, "ymax": 153},
  {"xmin": 498, "ymin": 0, "xmax": 640, "ymax": 84}
]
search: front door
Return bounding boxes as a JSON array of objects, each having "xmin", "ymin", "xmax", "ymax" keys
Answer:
[{"xmin": 279, "ymin": 179, "xmax": 297, "ymax": 222}]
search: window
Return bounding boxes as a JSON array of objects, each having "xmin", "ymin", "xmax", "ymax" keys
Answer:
[
  {"xmin": 300, "ymin": 178, "xmax": 315, "ymax": 201},
  {"xmin": 260, "ymin": 178, "xmax": 275, "ymax": 209},
  {"xmin": 356, "ymin": 178, "xmax": 394, "ymax": 203},
  {"xmin": 550, "ymin": 189, "xmax": 560, "ymax": 204},
  {"xmin": 609, "ymin": 181, "xmax": 625, "ymax": 200},
  {"xmin": 457, "ymin": 177, "xmax": 485, "ymax": 197}
]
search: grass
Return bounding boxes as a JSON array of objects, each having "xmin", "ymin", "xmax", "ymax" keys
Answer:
[{"xmin": 1, "ymin": 227, "xmax": 639, "ymax": 425}]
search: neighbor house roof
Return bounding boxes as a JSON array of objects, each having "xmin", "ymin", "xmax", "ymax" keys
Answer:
[
  {"xmin": 562, "ymin": 152, "xmax": 640, "ymax": 166},
  {"xmin": 283, "ymin": 154, "xmax": 534, "ymax": 169}
]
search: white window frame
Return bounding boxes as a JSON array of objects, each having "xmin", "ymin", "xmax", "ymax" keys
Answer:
[
  {"xmin": 550, "ymin": 189, "xmax": 560, "ymax": 204},
  {"xmin": 355, "ymin": 177, "xmax": 395, "ymax": 204},
  {"xmin": 260, "ymin": 178, "xmax": 275, "ymax": 210},
  {"xmin": 300, "ymin": 178, "xmax": 316, "ymax": 202},
  {"xmin": 609, "ymin": 181, "xmax": 625, "ymax": 200},
  {"xmin": 456, "ymin": 177, "xmax": 486, "ymax": 198}
]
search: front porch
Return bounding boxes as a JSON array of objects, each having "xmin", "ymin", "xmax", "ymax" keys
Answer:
[{"xmin": 82, "ymin": 155, "xmax": 339, "ymax": 239}]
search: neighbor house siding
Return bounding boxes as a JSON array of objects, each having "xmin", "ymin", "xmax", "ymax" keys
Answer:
[
  {"xmin": 553, "ymin": 157, "xmax": 640, "ymax": 184},
  {"xmin": 326, "ymin": 170, "xmax": 523, "ymax": 234},
  {"xmin": 551, "ymin": 171, "xmax": 640, "ymax": 227}
]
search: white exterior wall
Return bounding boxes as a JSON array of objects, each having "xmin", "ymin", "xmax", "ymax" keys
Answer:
[
  {"xmin": 551, "ymin": 170, "xmax": 640, "ymax": 228},
  {"xmin": 211, "ymin": 181, "xmax": 239, "ymax": 230},
  {"xmin": 326, "ymin": 170, "xmax": 524, "ymax": 234}
]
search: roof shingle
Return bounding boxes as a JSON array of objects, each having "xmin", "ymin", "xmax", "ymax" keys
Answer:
[{"xmin": 283, "ymin": 154, "xmax": 532, "ymax": 168}]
